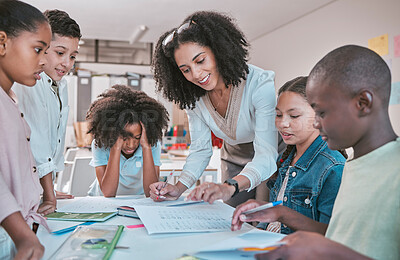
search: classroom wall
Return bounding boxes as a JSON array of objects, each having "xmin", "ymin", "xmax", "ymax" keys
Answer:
[
  {"xmin": 76, "ymin": 62, "xmax": 151, "ymax": 75},
  {"xmin": 249, "ymin": 0, "xmax": 400, "ymax": 135}
]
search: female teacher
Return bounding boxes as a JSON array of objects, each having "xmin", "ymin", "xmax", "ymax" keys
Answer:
[{"xmin": 149, "ymin": 11, "xmax": 278, "ymax": 207}]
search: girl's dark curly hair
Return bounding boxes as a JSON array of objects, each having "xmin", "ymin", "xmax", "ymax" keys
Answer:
[
  {"xmin": 86, "ymin": 85, "xmax": 169, "ymax": 149},
  {"xmin": 152, "ymin": 11, "xmax": 249, "ymax": 110}
]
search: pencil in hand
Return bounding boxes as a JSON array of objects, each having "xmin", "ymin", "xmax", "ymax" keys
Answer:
[
  {"xmin": 156, "ymin": 170, "xmax": 174, "ymax": 200},
  {"xmin": 242, "ymin": 200, "xmax": 283, "ymax": 215}
]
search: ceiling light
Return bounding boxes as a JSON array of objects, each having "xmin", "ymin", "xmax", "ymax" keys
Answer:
[{"xmin": 129, "ymin": 25, "xmax": 148, "ymax": 44}]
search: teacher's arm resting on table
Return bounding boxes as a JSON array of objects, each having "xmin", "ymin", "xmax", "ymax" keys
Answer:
[
  {"xmin": 231, "ymin": 199, "xmax": 328, "ymax": 234},
  {"xmin": 254, "ymin": 231, "xmax": 372, "ymax": 260}
]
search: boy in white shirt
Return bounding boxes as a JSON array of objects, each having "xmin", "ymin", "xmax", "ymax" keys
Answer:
[{"xmin": 14, "ymin": 10, "xmax": 81, "ymax": 216}]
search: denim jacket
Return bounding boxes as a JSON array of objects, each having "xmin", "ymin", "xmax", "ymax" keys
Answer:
[{"xmin": 266, "ymin": 136, "xmax": 345, "ymax": 234}]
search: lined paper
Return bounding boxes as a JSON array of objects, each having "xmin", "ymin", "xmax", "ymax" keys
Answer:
[{"xmin": 134, "ymin": 201, "xmax": 233, "ymax": 234}]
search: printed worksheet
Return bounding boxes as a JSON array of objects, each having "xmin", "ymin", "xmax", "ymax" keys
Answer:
[
  {"xmin": 134, "ymin": 201, "xmax": 234, "ymax": 234},
  {"xmin": 130, "ymin": 197, "xmax": 204, "ymax": 207},
  {"xmin": 58, "ymin": 195, "xmax": 144, "ymax": 213}
]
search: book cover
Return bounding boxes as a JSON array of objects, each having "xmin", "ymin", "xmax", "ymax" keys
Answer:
[{"xmin": 46, "ymin": 212, "xmax": 117, "ymax": 222}]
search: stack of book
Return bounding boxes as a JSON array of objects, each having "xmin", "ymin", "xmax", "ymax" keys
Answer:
[{"xmin": 116, "ymin": 206, "xmax": 139, "ymax": 219}]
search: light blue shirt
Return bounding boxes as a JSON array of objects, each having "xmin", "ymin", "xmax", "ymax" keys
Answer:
[
  {"xmin": 88, "ymin": 140, "xmax": 162, "ymax": 196},
  {"xmin": 13, "ymin": 72, "xmax": 69, "ymax": 178},
  {"xmin": 179, "ymin": 64, "xmax": 278, "ymax": 190}
]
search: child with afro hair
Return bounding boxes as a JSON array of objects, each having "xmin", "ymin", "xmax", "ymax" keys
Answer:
[{"xmin": 86, "ymin": 85, "xmax": 169, "ymax": 197}]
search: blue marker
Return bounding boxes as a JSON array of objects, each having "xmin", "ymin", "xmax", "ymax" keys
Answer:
[
  {"xmin": 242, "ymin": 200, "xmax": 283, "ymax": 215},
  {"xmin": 51, "ymin": 221, "xmax": 95, "ymax": 235}
]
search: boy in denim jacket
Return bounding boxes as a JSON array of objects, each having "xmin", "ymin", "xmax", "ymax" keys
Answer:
[{"xmin": 254, "ymin": 45, "xmax": 399, "ymax": 260}]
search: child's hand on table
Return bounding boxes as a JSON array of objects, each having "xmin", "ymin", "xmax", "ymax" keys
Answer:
[
  {"xmin": 55, "ymin": 190, "xmax": 74, "ymax": 200},
  {"xmin": 37, "ymin": 200, "xmax": 56, "ymax": 216},
  {"xmin": 231, "ymin": 199, "xmax": 282, "ymax": 231},
  {"xmin": 14, "ymin": 235, "xmax": 44, "ymax": 260}
]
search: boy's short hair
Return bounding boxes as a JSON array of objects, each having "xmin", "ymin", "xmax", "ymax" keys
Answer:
[
  {"xmin": 43, "ymin": 9, "xmax": 81, "ymax": 39},
  {"xmin": 309, "ymin": 45, "xmax": 391, "ymax": 106}
]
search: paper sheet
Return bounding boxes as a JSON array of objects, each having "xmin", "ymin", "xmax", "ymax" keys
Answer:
[
  {"xmin": 192, "ymin": 229, "xmax": 286, "ymax": 260},
  {"xmin": 134, "ymin": 201, "xmax": 233, "ymax": 234},
  {"xmin": 129, "ymin": 197, "xmax": 204, "ymax": 207},
  {"xmin": 58, "ymin": 195, "xmax": 144, "ymax": 213}
]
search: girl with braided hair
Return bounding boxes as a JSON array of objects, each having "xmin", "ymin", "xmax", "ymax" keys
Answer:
[
  {"xmin": 86, "ymin": 85, "xmax": 169, "ymax": 197},
  {"xmin": 232, "ymin": 77, "xmax": 346, "ymax": 235}
]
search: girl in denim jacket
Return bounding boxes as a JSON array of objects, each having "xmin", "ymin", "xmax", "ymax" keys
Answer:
[{"xmin": 232, "ymin": 76, "xmax": 346, "ymax": 235}]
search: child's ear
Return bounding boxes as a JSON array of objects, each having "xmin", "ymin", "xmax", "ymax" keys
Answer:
[
  {"xmin": 0, "ymin": 31, "xmax": 8, "ymax": 56},
  {"xmin": 356, "ymin": 90, "xmax": 373, "ymax": 117}
]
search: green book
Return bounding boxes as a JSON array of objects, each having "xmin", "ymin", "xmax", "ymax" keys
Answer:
[
  {"xmin": 46, "ymin": 212, "xmax": 117, "ymax": 222},
  {"xmin": 50, "ymin": 225, "xmax": 124, "ymax": 260}
]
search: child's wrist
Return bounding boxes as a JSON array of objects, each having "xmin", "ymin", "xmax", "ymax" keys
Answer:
[
  {"xmin": 276, "ymin": 205, "xmax": 285, "ymax": 223},
  {"xmin": 176, "ymin": 182, "xmax": 188, "ymax": 196},
  {"xmin": 42, "ymin": 191, "xmax": 56, "ymax": 203},
  {"xmin": 141, "ymin": 144, "xmax": 151, "ymax": 150},
  {"xmin": 110, "ymin": 144, "xmax": 122, "ymax": 152}
]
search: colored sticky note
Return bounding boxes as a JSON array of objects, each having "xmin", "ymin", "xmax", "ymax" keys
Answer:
[
  {"xmin": 390, "ymin": 82, "xmax": 400, "ymax": 106},
  {"xmin": 126, "ymin": 224, "xmax": 145, "ymax": 229},
  {"xmin": 368, "ymin": 34, "xmax": 388, "ymax": 56},
  {"xmin": 394, "ymin": 35, "xmax": 400, "ymax": 58}
]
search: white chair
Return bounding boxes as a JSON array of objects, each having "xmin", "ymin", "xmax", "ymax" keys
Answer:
[
  {"xmin": 65, "ymin": 147, "xmax": 79, "ymax": 162},
  {"xmin": 68, "ymin": 157, "xmax": 96, "ymax": 196},
  {"xmin": 55, "ymin": 162, "xmax": 73, "ymax": 193},
  {"xmin": 55, "ymin": 148, "xmax": 80, "ymax": 192}
]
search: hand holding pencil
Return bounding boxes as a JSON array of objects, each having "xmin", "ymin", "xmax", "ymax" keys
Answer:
[
  {"xmin": 149, "ymin": 170, "xmax": 180, "ymax": 201},
  {"xmin": 156, "ymin": 170, "xmax": 173, "ymax": 200},
  {"xmin": 231, "ymin": 199, "xmax": 283, "ymax": 231}
]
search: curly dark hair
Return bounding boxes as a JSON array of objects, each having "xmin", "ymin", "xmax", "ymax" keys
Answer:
[
  {"xmin": 86, "ymin": 85, "xmax": 169, "ymax": 149},
  {"xmin": 43, "ymin": 9, "xmax": 81, "ymax": 39},
  {"xmin": 152, "ymin": 11, "xmax": 249, "ymax": 109},
  {"xmin": 0, "ymin": 0, "xmax": 48, "ymax": 38}
]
